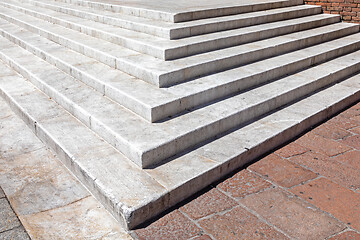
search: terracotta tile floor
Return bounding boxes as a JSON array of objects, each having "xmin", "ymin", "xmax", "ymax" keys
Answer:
[{"xmin": 132, "ymin": 101, "xmax": 360, "ymax": 240}]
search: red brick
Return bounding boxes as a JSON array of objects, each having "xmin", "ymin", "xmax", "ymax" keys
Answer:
[
  {"xmin": 332, "ymin": 150, "xmax": 360, "ymax": 170},
  {"xmin": 312, "ymin": 123, "xmax": 351, "ymax": 140},
  {"xmin": 296, "ymin": 132, "xmax": 352, "ymax": 157},
  {"xmin": 217, "ymin": 169, "xmax": 272, "ymax": 198},
  {"xmin": 198, "ymin": 206, "xmax": 288, "ymax": 240},
  {"xmin": 179, "ymin": 188, "xmax": 237, "ymax": 220},
  {"xmin": 328, "ymin": 231, "xmax": 360, "ymax": 240},
  {"xmin": 343, "ymin": 15, "xmax": 352, "ymax": 20},
  {"xmin": 327, "ymin": 115, "xmax": 359, "ymax": 130},
  {"xmin": 339, "ymin": 135, "xmax": 360, "ymax": 150},
  {"xmin": 340, "ymin": 2, "xmax": 358, "ymax": 7},
  {"xmin": 290, "ymin": 178, "xmax": 360, "ymax": 231},
  {"xmin": 248, "ymin": 154, "xmax": 317, "ymax": 188},
  {"xmin": 329, "ymin": 6, "xmax": 343, "ymax": 10},
  {"xmin": 288, "ymin": 151, "xmax": 360, "ymax": 190},
  {"xmin": 275, "ymin": 142, "xmax": 309, "ymax": 158},
  {"xmin": 134, "ymin": 210, "xmax": 202, "ymax": 240},
  {"xmin": 239, "ymin": 188, "xmax": 344, "ymax": 239}
]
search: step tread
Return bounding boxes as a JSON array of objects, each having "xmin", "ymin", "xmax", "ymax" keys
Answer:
[
  {"xmin": 0, "ymin": 7, "xmax": 353, "ymax": 87},
  {"xmin": 1, "ymin": 33, "xmax": 359, "ymax": 168},
  {"xmin": 1, "ymin": 18, "xmax": 359, "ymax": 123},
  {"xmin": 13, "ymin": 0, "xmax": 322, "ymax": 39},
  {"xmin": 46, "ymin": 0, "xmax": 303, "ymax": 22},
  {"xmin": 0, "ymin": 60, "xmax": 168, "ymax": 228},
  {"xmin": 0, "ymin": 1, "xmax": 333, "ymax": 60},
  {"xmin": 1, "ymin": 56, "xmax": 358, "ymax": 229}
]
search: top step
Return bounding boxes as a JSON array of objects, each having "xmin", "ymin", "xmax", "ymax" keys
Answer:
[{"xmin": 50, "ymin": 0, "xmax": 304, "ymax": 23}]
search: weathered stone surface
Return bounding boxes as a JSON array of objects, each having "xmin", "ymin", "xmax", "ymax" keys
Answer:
[
  {"xmin": 0, "ymin": 148, "xmax": 90, "ymax": 216},
  {"xmin": 20, "ymin": 197, "xmax": 132, "ymax": 240},
  {"xmin": 0, "ymin": 0, "xmax": 359, "ymax": 231},
  {"xmin": 0, "ymin": 198, "xmax": 20, "ymax": 232},
  {"xmin": 0, "ymin": 227, "xmax": 30, "ymax": 240}
]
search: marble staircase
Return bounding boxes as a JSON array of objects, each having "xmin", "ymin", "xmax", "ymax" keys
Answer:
[{"xmin": 0, "ymin": 0, "xmax": 359, "ymax": 230}]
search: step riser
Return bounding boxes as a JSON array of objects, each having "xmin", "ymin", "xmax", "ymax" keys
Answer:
[
  {"xmin": 0, "ymin": 83, "xmax": 132, "ymax": 230},
  {"xmin": 153, "ymin": 40, "xmax": 360, "ymax": 122},
  {"xmin": 170, "ymin": 6, "xmax": 322, "ymax": 39},
  {"xmin": 0, "ymin": 2, "xmax": 330, "ymax": 60},
  {"xmin": 0, "ymin": 9, "xmax": 347, "ymax": 88},
  {"xmin": 1, "ymin": 25, "xmax": 358, "ymax": 125},
  {"xmin": 173, "ymin": 0, "xmax": 305, "ymax": 22},
  {"xmin": 17, "ymin": 0, "xmax": 171, "ymax": 39},
  {"xmin": 1, "ymin": 71, "xmax": 359, "ymax": 230},
  {"xmin": 0, "ymin": 2, "xmax": 166, "ymax": 60},
  {"xmin": 0, "ymin": 49, "xmax": 142, "ymax": 167},
  {"xmin": 49, "ymin": 0, "xmax": 304, "ymax": 23},
  {"xmin": 1, "ymin": 44, "xmax": 359, "ymax": 168},
  {"xmin": 159, "ymin": 22, "xmax": 355, "ymax": 87},
  {"xmin": 142, "ymin": 61, "xmax": 360, "ymax": 167},
  {"xmin": 0, "ymin": 30, "xmax": 152, "ymax": 122},
  {"xmin": 0, "ymin": 22, "xmax": 358, "ymax": 126},
  {"xmin": 18, "ymin": 0, "xmax": 322, "ymax": 39},
  {"xmin": 166, "ymin": 15, "xmax": 340, "ymax": 60}
]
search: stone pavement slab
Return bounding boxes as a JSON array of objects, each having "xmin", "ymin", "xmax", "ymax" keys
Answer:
[
  {"xmin": 0, "ymin": 98, "xmax": 132, "ymax": 240},
  {"xmin": 0, "ymin": 186, "xmax": 30, "ymax": 240},
  {"xmin": 0, "ymin": 227, "xmax": 30, "ymax": 240},
  {"xmin": 0, "ymin": 198, "xmax": 21, "ymax": 233}
]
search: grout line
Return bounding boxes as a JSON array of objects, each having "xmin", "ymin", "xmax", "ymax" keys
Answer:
[
  {"xmin": 244, "ymin": 168, "xmax": 352, "ymax": 236},
  {"xmin": 178, "ymin": 208, "xmax": 217, "ymax": 240},
  {"xmin": 216, "ymin": 186, "xmax": 294, "ymax": 239}
]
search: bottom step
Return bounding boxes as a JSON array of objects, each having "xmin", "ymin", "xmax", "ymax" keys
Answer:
[{"xmin": 0, "ymin": 59, "xmax": 359, "ymax": 229}]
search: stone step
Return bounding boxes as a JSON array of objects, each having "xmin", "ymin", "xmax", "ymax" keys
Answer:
[
  {"xmin": 1, "ymin": 20, "xmax": 359, "ymax": 123},
  {"xmin": 46, "ymin": 0, "xmax": 304, "ymax": 23},
  {"xmin": 0, "ymin": 2, "xmax": 333, "ymax": 60},
  {"xmin": 1, "ymin": 57, "xmax": 358, "ymax": 230},
  {"xmin": 0, "ymin": 9, "xmax": 353, "ymax": 88},
  {"xmin": 1, "ymin": 33, "xmax": 359, "ymax": 168},
  {"xmin": 13, "ymin": 0, "xmax": 322, "ymax": 39}
]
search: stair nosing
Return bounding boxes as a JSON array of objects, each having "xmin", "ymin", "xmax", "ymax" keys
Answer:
[
  {"xmin": 0, "ymin": 19, "xmax": 359, "ymax": 124},
  {"xmin": 1, "ymin": 35, "xmax": 359, "ymax": 168}
]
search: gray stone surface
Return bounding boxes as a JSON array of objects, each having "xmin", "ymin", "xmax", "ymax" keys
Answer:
[
  {"xmin": 0, "ymin": 1, "xmax": 332, "ymax": 60},
  {"xmin": 0, "ymin": 99, "xmax": 133, "ymax": 239},
  {"xmin": 0, "ymin": 188, "xmax": 4, "ymax": 199},
  {"xmin": 0, "ymin": 22, "xmax": 358, "ymax": 123},
  {"xmin": 0, "ymin": 148, "xmax": 90, "ymax": 216},
  {"xmin": 0, "ymin": 198, "xmax": 20, "ymax": 232},
  {"xmin": 13, "ymin": 1, "xmax": 321, "ymax": 39},
  {"xmin": 1, "ymin": 41, "xmax": 359, "ymax": 168},
  {"xmin": 0, "ymin": 227, "xmax": 30, "ymax": 240},
  {"xmin": 40, "ymin": 0, "xmax": 303, "ymax": 22}
]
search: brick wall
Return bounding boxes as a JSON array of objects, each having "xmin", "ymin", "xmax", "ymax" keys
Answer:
[{"xmin": 305, "ymin": 0, "xmax": 360, "ymax": 23}]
